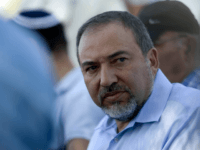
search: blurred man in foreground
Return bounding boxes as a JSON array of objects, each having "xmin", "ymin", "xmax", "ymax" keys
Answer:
[
  {"xmin": 0, "ymin": 17, "xmax": 56, "ymax": 150},
  {"xmin": 77, "ymin": 11, "xmax": 200, "ymax": 150},
  {"xmin": 139, "ymin": 1, "xmax": 200, "ymax": 89},
  {"xmin": 12, "ymin": 10, "xmax": 105, "ymax": 150}
]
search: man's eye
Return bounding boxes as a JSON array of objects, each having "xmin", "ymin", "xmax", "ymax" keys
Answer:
[
  {"xmin": 86, "ymin": 66, "xmax": 97, "ymax": 72},
  {"xmin": 118, "ymin": 58, "xmax": 126, "ymax": 62}
]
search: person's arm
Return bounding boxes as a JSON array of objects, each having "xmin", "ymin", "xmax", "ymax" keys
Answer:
[{"xmin": 67, "ymin": 138, "xmax": 89, "ymax": 150}]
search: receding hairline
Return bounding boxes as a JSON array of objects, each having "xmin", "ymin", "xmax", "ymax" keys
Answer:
[
  {"xmin": 78, "ymin": 20, "xmax": 137, "ymax": 55},
  {"xmin": 76, "ymin": 11, "xmax": 154, "ymax": 64},
  {"xmin": 81, "ymin": 20, "xmax": 131, "ymax": 37}
]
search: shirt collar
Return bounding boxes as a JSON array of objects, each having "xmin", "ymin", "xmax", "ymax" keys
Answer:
[
  {"xmin": 96, "ymin": 69, "xmax": 173, "ymax": 131},
  {"xmin": 134, "ymin": 69, "xmax": 172, "ymax": 123}
]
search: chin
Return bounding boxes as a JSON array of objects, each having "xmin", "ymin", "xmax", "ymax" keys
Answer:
[{"xmin": 101, "ymin": 97, "xmax": 140, "ymax": 122}]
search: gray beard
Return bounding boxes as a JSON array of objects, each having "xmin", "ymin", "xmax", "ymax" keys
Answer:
[
  {"xmin": 101, "ymin": 96, "xmax": 138, "ymax": 121},
  {"xmin": 98, "ymin": 84, "xmax": 140, "ymax": 122}
]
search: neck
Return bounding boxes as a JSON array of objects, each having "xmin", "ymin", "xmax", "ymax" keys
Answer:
[
  {"xmin": 52, "ymin": 49, "xmax": 74, "ymax": 81},
  {"xmin": 115, "ymin": 120, "xmax": 130, "ymax": 133}
]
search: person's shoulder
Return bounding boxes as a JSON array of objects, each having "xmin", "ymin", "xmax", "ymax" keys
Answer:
[
  {"xmin": 169, "ymin": 83, "xmax": 200, "ymax": 109},
  {"xmin": 56, "ymin": 67, "xmax": 84, "ymax": 94},
  {"xmin": 56, "ymin": 68, "xmax": 100, "ymax": 114},
  {"xmin": 172, "ymin": 82, "xmax": 200, "ymax": 96},
  {"xmin": 63, "ymin": 67, "xmax": 83, "ymax": 84},
  {"xmin": 161, "ymin": 102, "xmax": 200, "ymax": 149},
  {"xmin": 57, "ymin": 79, "xmax": 90, "ymax": 109},
  {"xmin": 67, "ymin": 76, "xmax": 89, "ymax": 97},
  {"xmin": 70, "ymin": 67, "xmax": 83, "ymax": 76}
]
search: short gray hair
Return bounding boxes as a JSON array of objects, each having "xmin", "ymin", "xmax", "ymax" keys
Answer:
[{"xmin": 76, "ymin": 11, "xmax": 154, "ymax": 64}]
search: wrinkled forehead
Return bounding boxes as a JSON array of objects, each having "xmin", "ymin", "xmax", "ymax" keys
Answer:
[
  {"xmin": 78, "ymin": 21, "xmax": 130, "ymax": 55},
  {"xmin": 84, "ymin": 20, "xmax": 124, "ymax": 35},
  {"xmin": 78, "ymin": 22, "xmax": 144, "ymax": 68}
]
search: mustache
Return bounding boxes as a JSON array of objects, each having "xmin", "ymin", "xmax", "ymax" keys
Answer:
[{"xmin": 98, "ymin": 83, "xmax": 132, "ymax": 105}]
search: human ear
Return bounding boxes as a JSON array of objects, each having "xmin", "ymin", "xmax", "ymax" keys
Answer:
[
  {"xmin": 182, "ymin": 35, "xmax": 196, "ymax": 64},
  {"xmin": 146, "ymin": 48, "xmax": 159, "ymax": 76}
]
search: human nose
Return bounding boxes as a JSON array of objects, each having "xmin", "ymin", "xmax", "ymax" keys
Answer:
[{"xmin": 100, "ymin": 66, "xmax": 118, "ymax": 87}]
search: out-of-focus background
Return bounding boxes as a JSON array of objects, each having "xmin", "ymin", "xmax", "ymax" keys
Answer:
[{"xmin": 1, "ymin": 0, "xmax": 199, "ymax": 66}]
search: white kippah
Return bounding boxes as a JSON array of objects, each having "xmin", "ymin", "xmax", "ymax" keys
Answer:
[{"xmin": 13, "ymin": 10, "xmax": 60, "ymax": 29}]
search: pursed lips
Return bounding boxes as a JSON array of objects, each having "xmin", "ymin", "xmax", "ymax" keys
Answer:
[{"xmin": 102, "ymin": 91, "xmax": 125, "ymax": 103}]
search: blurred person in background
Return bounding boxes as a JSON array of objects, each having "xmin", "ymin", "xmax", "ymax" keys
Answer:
[
  {"xmin": 12, "ymin": 10, "xmax": 105, "ymax": 150},
  {"xmin": 2, "ymin": 0, "xmax": 127, "ymax": 67},
  {"xmin": 139, "ymin": 1, "xmax": 200, "ymax": 89},
  {"xmin": 0, "ymin": 17, "xmax": 56, "ymax": 150},
  {"xmin": 123, "ymin": 0, "xmax": 165, "ymax": 16}
]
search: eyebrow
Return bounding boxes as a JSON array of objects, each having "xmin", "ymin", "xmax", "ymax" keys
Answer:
[
  {"xmin": 81, "ymin": 51, "xmax": 129, "ymax": 68},
  {"xmin": 81, "ymin": 61, "xmax": 96, "ymax": 68},
  {"xmin": 108, "ymin": 51, "xmax": 129, "ymax": 59}
]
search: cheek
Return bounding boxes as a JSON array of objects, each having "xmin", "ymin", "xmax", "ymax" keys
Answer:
[
  {"xmin": 118, "ymin": 69, "xmax": 138, "ymax": 93},
  {"xmin": 125, "ymin": 65, "xmax": 151, "ymax": 100}
]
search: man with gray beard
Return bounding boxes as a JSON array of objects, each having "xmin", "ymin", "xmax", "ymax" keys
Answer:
[{"xmin": 77, "ymin": 11, "xmax": 200, "ymax": 150}]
